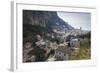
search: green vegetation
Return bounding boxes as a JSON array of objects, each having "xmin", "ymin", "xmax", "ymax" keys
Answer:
[
  {"xmin": 79, "ymin": 32, "xmax": 91, "ymax": 48},
  {"xmin": 80, "ymin": 32, "xmax": 91, "ymax": 49},
  {"xmin": 70, "ymin": 49, "xmax": 91, "ymax": 60},
  {"xmin": 70, "ymin": 32, "xmax": 91, "ymax": 60},
  {"xmin": 80, "ymin": 38, "xmax": 91, "ymax": 49},
  {"xmin": 28, "ymin": 47, "xmax": 46, "ymax": 62}
]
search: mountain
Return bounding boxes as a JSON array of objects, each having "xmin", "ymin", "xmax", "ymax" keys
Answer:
[
  {"xmin": 23, "ymin": 10, "xmax": 74, "ymax": 32},
  {"xmin": 23, "ymin": 10, "xmax": 75, "ymax": 43}
]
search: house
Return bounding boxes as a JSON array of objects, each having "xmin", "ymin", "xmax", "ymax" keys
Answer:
[
  {"xmin": 48, "ymin": 42, "xmax": 58, "ymax": 49},
  {"xmin": 35, "ymin": 39, "xmax": 45, "ymax": 46},
  {"xmin": 54, "ymin": 49, "xmax": 69, "ymax": 60},
  {"xmin": 69, "ymin": 38, "xmax": 80, "ymax": 50},
  {"xmin": 24, "ymin": 42, "xmax": 32, "ymax": 49}
]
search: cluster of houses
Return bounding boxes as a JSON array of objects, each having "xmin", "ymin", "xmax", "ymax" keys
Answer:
[
  {"xmin": 35, "ymin": 28, "xmax": 80, "ymax": 61},
  {"xmin": 23, "ymin": 28, "xmax": 81, "ymax": 62}
]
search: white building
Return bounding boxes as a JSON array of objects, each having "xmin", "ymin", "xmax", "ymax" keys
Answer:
[{"xmin": 70, "ymin": 38, "xmax": 80, "ymax": 50}]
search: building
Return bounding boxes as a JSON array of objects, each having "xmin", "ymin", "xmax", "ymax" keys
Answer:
[
  {"xmin": 54, "ymin": 49, "xmax": 69, "ymax": 60},
  {"xmin": 70, "ymin": 38, "xmax": 80, "ymax": 50}
]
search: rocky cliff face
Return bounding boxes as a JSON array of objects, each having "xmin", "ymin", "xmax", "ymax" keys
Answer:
[
  {"xmin": 23, "ymin": 10, "xmax": 74, "ymax": 30},
  {"xmin": 23, "ymin": 10, "xmax": 74, "ymax": 45}
]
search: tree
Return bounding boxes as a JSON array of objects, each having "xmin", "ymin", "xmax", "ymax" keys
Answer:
[{"xmin": 28, "ymin": 46, "xmax": 46, "ymax": 62}]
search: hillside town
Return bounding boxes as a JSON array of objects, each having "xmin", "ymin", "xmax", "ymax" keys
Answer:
[
  {"xmin": 23, "ymin": 10, "xmax": 91, "ymax": 62},
  {"xmin": 23, "ymin": 27, "xmax": 90, "ymax": 62}
]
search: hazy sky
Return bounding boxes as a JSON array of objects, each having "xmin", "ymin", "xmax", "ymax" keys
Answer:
[{"xmin": 57, "ymin": 12, "xmax": 91, "ymax": 31}]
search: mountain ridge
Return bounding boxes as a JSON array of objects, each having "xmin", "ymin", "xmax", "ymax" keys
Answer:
[{"xmin": 23, "ymin": 10, "xmax": 74, "ymax": 31}]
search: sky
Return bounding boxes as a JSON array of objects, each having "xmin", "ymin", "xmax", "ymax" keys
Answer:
[{"xmin": 57, "ymin": 12, "xmax": 91, "ymax": 31}]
